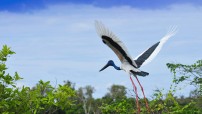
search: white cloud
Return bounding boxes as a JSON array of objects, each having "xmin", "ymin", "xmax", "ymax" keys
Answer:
[{"xmin": 0, "ymin": 3, "xmax": 201, "ymax": 98}]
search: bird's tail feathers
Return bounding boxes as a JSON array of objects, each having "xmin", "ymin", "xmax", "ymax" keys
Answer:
[{"xmin": 131, "ymin": 70, "xmax": 149, "ymax": 77}]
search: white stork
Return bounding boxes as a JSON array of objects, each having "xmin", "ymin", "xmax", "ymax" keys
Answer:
[{"xmin": 95, "ymin": 21, "xmax": 177, "ymax": 113}]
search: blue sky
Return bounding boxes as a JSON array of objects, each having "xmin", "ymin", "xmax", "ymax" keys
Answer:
[
  {"xmin": 1, "ymin": 0, "xmax": 202, "ymax": 12},
  {"xmin": 0, "ymin": 0, "xmax": 202, "ymax": 98}
]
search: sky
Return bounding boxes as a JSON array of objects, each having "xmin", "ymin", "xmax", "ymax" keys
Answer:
[{"xmin": 0, "ymin": 0, "xmax": 202, "ymax": 98}]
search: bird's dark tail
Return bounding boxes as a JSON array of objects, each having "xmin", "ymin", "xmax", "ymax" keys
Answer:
[{"xmin": 131, "ymin": 70, "xmax": 149, "ymax": 77}]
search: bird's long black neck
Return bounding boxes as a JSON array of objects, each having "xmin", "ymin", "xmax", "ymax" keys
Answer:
[
  {"xmin": 99, "ymin": 60, "xmax": 121, "ymax": 72},
  {"xmin": 112, "ymin": 63, "xmax": 121, "ymax": 70}
]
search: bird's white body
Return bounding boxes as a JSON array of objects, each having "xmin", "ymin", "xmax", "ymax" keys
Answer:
[{"xmin": 121, "ymin": 61, "xmax": 140, "ymax": 73}]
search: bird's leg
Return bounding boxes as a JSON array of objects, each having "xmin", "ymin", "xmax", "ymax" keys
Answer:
[
  {"xmin": 134, "ymin": 76, "xmax": 150, "ymax": 113},
  {"xmin": 129, "ymin": 75, "xmax": 140, "ymax": 113}
]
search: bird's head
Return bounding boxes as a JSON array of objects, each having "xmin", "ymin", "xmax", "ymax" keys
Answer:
[{"xmin": 99, "ymin": 60, "xmax": 121, "ymax": 72}]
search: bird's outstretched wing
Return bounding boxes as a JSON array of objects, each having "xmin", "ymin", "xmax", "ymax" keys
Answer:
[
  {"xmin": 95, "ymin": 21, "xmax": 137, "ymax": 68},
  {"xmin": 134, "ymin": 26, "xmax": 178, "ymax": 68}
]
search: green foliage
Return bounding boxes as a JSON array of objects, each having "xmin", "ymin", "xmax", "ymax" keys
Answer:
[
  {"xmin": 167, "ymin": 60, "xmax": 202, "ymax": 112},
  {"xmin": 0, "ymin": 45, "xmax": 15, "ymax": 62},
  {"xmin": 100, "ymin": 98, "xmax": 135, "ymax": 114},
  {"xmin": 146, "ymin": 60, "xmax": 202, "ymax": 114},
  {"xmin": 100, "ymin": 85, "xmax": 136, "ymax": 114},
  {"xmin": 0, "ymin": 45, "xmax": 76, "ymax": 114},
  {"xmin": 147, "ymin": 89, "xmax": 201, "ymax": 114},
  {"xmin": 0, "ymin": 45, "xmax": 20, "ymax": 113},
  {"xmin": 167, "ymin": 60, "xmax": 202, "ymax": 95}
]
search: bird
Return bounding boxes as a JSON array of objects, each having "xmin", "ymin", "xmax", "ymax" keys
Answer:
[{"xmin": 95, "ymin": 21, "xmax": 177, "ymax": 113}]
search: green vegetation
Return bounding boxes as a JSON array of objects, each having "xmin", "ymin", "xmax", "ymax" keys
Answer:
[{"xmin": 0, "ymin": 45, "xmax": 201, "ymax": 114}]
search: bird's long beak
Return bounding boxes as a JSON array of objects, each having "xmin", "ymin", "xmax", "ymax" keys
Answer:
[{"xmin": 99, "ymin": 63, "xmax": 110, "ymax": 72}]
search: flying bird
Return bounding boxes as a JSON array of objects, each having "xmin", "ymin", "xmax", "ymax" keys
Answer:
[{"xmin": 95, "ymin": 21, "xmax": 177, "ymax": 113}]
